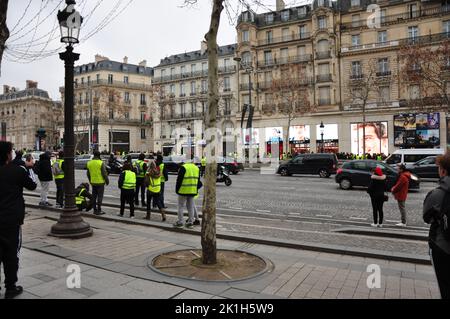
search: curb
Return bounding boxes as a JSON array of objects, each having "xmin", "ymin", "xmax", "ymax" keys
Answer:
[
  {"xmin": 27, "ymin": 203, "xmax": 432, "ymax": 265},
  {"xmin": 333, "ymin": 227, "xmax": 428, "ymax": 242}
]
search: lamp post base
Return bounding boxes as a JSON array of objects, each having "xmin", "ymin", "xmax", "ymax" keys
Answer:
[{"xmin": 49, "ymin": 207, "xmax": 93, "ymax": 239}]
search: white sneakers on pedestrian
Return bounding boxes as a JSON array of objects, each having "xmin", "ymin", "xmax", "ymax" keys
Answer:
[
  {"xmin": 396, "ymin": 223, "xmax": 407, "ymax": 227},
  {"xmin": 371, "ymin": 223, "xmax": 378, "ymax": 227},
  {"xmin": 377, "ymin": 224, "xmax": 383, "ymax": 228}
]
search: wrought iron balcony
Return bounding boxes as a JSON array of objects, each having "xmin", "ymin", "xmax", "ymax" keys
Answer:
[
  {"xmin": 316, "ymin": 74, "xmax": 332, "ymax": 83},
  {"xmin": 316, "ymin": 51, "xmax": 331, "ymax": 60}
]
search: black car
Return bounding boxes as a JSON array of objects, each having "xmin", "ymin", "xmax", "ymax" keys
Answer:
[
  {"xmin": 406, "ymin": 156, "xmax": 439, "ymax": 179},
  {"xmin": 276, "ymin": 153, "xmax": 338, "ymax": 178},
  {"xmin": 217, "ymin": 156, "xmax": 244, "ymax": 175},
  {"xmin": 163, "ymin": 155, "xmax": 201, "ymax": 173},
  {"xmin": 335, "ymin": 160, "xmax": 420, "ymax": 190}
]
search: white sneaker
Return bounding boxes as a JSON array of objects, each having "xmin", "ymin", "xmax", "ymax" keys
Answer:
[
  {"xmin": 371, "ymin": 223, "xmax": 378, "ymax": 227},
  {"xmin": 377, "ymin": 224, "xmax": 383, "ymax": 228},
  {"xmin": 396, "ymin": 223, "xmax": 407, "ymax": 227}
]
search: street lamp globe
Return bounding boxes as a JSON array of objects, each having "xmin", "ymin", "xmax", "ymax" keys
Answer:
[{"xmin": 58, "ymin": 0, "xmax": 83, "ymax": 45}]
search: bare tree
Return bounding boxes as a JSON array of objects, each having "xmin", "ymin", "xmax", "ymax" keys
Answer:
[
  {"xmin": 266, "ymin": 64, "xmax": 314, "ymax": 154},
  {"xmin": 0, "ymin": 0, "xmax": 8, "ymax": 74}
]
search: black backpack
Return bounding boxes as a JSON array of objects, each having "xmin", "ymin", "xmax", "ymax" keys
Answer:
[{"xmin": 440, "ymin": 191, "xmax": 450, "ymax": 240}]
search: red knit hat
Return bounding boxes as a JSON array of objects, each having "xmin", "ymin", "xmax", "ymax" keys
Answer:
[{"xmin": 374, "ymin": 167, "xmax": 383, "ymax": 176}]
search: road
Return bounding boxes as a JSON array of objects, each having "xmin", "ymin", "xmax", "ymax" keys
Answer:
[{"xmin": 25, "ymin": 168, "xmax": 436, "ymax": 256}]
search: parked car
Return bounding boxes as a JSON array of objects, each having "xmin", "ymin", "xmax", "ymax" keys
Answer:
[
  {"xmin": 74, "ymin": 154, "xmax": 93, "ymax": 169},
  {"xmin": 406, "ymin": 156, "xmax": 439, "ymax": 179},
  {"xmin": 163, "ymin": 155, "xmax": 196, "ymax": 173},
  {"xmin": 217, "ymin": 156, "xmax": 244, "ymax": 175},
  {"xmin": 385, "ymin": 148, "xmax": 444, "ymax": 166},
  {"xmin": 277, "ymin": 153, "xmax": 338, "ymax": 178},
  {"xmin": 335, "ymin": 160, "xmax": 420, "ymax": 190}
]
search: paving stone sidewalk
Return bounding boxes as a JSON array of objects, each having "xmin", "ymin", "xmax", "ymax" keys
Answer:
[{"xmin": 3, "ymin": 209, "xmax": 441, "ymax": 299}]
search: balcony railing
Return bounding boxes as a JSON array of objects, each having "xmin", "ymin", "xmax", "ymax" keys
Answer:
[
  {"xmin": 258, "ymin": 32, "xmax": 311, "ymax": 46},
  {"xmin": 350, "ymin": 73, "xmax": 364, "ymax": 80},
  {"xmin": 74, "ymin": 79, "xmax": 152, "ymax": 91},
  {"xmin": 262, "ymin": 103, "xmax": 276, "ymax": 115},
  {"xmin": 153, "ymin": 66, "xmax": 236, "ymax": 84},
  {"xmin": 318, "ymin": 98, "xmax": 331, "ymax": 106},
  {"xmin": 258, "ymin": 77, "xmax": 314, "ymax": 89},
  {"xmin": 316, "ymin": 51, "xmax": 331, "ymax": 60},
  {"xmin": 257, "ymin": 54, "xmax": 313, "ymax": 67},
  {"xmin": 340, "ymin": 6, "xmax": 450, "ymax": 31},
  {"xmin": 162, "ymin": 112, "xmax": 204, "ymax": 121},
  {"xmin": 316, "ymin": 74, "xmax": 332, "ymax": 83},
  {"xmin": 376, "ymin": 71, "xmax": 391, "ymax": 77},
  {"xmin": 240, "ymin": 83, "xmax": 253, "ymax": 91}
]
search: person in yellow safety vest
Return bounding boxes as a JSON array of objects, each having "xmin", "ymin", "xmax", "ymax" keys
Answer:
[
  {"xmin": 200, "ymin": 156, "xmax": 206, "ymax": 177},
  {"xmin": 144, "ymin": 160, "xmax": 166, "ymax": 221},
  {"xmin": 156, "ymin": 154, "xmax": 168, "ymax": 208},
  {"xmin": 174, "ymin": 160, "xmax": 201, "ymax": 228},
  {"xmin": 377, "ymin": 155, "xmax": 382, "ymax": 161},
  {"xmin": 75, "ymin": 183, "xmax": 93, "ymax": 212},
  {"xmin": 118, "ymin": 162, "xmax": 136, "ymax": 218},
  {"xmin": 87, "ymin": 150, "xmax": 109, "ymax": 215},
  {"xmin": 133, "ymin": 153, "xmax": 148, "ymax": 207},
  {"xmin": 52, "ymin": 150, "xmax": 65, "ymax": 208}
]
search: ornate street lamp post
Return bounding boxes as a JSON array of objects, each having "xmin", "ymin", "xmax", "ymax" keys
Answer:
[
  {"xmin": 320, "ymin": 121, "xmax": 325, "ymax": 154},
  {"xmin": 50, "ymin": 0, "xmax": 92, "ymax": 238}
]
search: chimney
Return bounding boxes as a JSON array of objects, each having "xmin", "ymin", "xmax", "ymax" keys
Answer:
[
  {"xmin": 276, "ymin": 0, "xmax": 285, "ymax": 11},
  {"xmin": 139, "ymin": 60, "xmax": 147, "ymax": 67},
  {"xmin": 3, "ymin": 85, "xmax": 10, "ymax": 94},
  {"xmin": 26, "ymin": 80, "xmax": 38, "ymax": 89},
  {"xmin": 201, "ymin": 41, "xmax": 207, "ymax": 55},
  {"xmin": 123, "ymin": 56, "xmax": 128, "ymax": 64},
  {"xmin": 95, "ymin": 54, "xmax": 109, "ymax": 63}
]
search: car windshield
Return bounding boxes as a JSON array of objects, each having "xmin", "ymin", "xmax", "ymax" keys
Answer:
[
  {"xmin": 415, "ymin": 157, "xmax": 436, "ymax": 165},
  {"xmin": 385, "ymin": 154, "xmax": 402, "ymax": 164}
]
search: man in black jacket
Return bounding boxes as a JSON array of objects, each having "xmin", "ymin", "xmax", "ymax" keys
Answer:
[
  {"xmin": 36, "ymin": 152, "xmax": 53, "ymax": 207},
  {"xmin": 423, "ymin": 151, "xmax": 450, "ymax": 299},
  {"xmin": 0, "ymin": 141, "xmax": 37, "ymax": 299}
]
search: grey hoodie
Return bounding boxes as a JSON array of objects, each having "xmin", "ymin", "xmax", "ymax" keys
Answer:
[{"xmin": 423, "ymin": 176, "xmax": 450, "ymax": 254}]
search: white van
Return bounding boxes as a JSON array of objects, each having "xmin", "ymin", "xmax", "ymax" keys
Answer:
[{"xmin": 385, "ymin": 149, "xmax": 445, "ymax": 165}]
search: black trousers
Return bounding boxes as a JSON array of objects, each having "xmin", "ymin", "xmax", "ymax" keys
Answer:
[
  {"xmin": 92, "ymin": 185, "xmax": 105, "ymax": 213},
  {"xmin": 0, "ymin": 226, "xmax": 21, "ymax": 289},
  {"xmin": 153, "ymin": 182, "xmax": 165, "ymax": 208},
  {"xmin": 430, "ymin": 241, "xmax": 450, "ymax": 299},
  {"xmin": 147, "ymin": 190, "xmax": 162, "ymax": 212},
  {"xmin": 120, "ymin": 189, "xmax": 135, "ymax": 217},
  {"xmin": 370, "ymin": 196, "xmax": 384, "ymax": 225},
  {"xmin": 135, "ymin": 177, "xmax": 146, "ymax": 205},
  {"xmin": 77, "ymin": 201, "xmax": 93, "ymax": 212},
  {"xmin": 55, "ymin": 179, "xmax": 64, "ymax": 206}
]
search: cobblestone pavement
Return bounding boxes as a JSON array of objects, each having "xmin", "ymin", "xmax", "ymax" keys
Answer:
[{"xmin": 7, "ymin": 209, "xmax": 441, "ymax": 299}]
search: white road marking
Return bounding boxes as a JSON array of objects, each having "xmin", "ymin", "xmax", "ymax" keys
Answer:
[
  {"xmin": 349, "ymin": 217, "xmax": 367, "ymax": 221},
  {"xmin": 256, "ymin": 209, "xmax": 271, "ymax": 213},
  {"xmin": 316, "ymin": 214, "xmax": 332, "ymax": 218},
  {"xmin": 229, "ymin": 207, "xmax": 243, "ymax": 210},
  {"xmin": 386, "ymin": 220, "xmax": 400, "ymax": 223},
  {"xmin": 289, "ymin": 213, "xmax": 301, "ymax": 215}
]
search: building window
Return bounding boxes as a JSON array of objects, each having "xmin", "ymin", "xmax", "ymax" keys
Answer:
[
  {"xmin": 351, "ymin": 34, "xmax": 360, "ymax": 47},
  {"xmin": 298, "ymin": 7, "xmax": 307, "ymax": 17},
  {"xmin": 85, "ymin": 92, "xmax": 89, "ymax": 103},
  {"xmin": 264, "ymin": 51, "xmax": 273, "ymax": 65},
  {"xmin": 201, "ymin": 80, "xmax": 208, "ymax": 93},
  {"xmin": 408, "ymin": 26, "xmax": 419, "ymax": 42},
  {"xmin": 409, "ymin": 85, "xmax": 420, "ymax": 100},
  {"xmin": 318, "ymin": 87, "xmax": 331, "ymax": 105},
  {"xmin": 377, "ymin": 58, "xmax": 390, "ymax": 75},
  {"xmin": 140, "ymin": 94, "xmax": 146, "ymax": 105},
  {"xmin": 282, "ymin": 28, "xmax": 290, "ymax": 41},
  {"xmin": 180, "ymin": 103, "xmax": 186, "ymax": 117},
  {"xmin": 141, "ymin": 112, "xmax": 145, "ymax": 123},
  {"xmin": 378, "ymin": 31, "xmax": 387, "ymax": 43},
  {"xmin": 87, "ymin": 76, "xmax": 91, "ymax": 85},
  {"xmin": 109, "ymin": 108, "xmax": 114, "ymax": 120},
  {"xmin": 444, "ymin": 20, "xmax": 450, "ymax": 35},
  {"xmin": 124, "ymin": 112, "xmax": 129, "ymax": 119},
  {"xmin": 191, "ymin": 64, "xmax": 196, "ymax": 74},
  {"xmin": 124, "ymin": 92, "xmax": 130, "ymax": 103},
  {"xmin": 180, "ymin": 83, "xmax": 186, "ymax": 96},
  {"xmin": 299, "ymin": 25, "xmax": 307, "ymax": 39},
  {"xmin": 191, "ymin": 81, "xmax": 196, "ymax": 95},
  {"xmin": 124, "ymin": 76, "xmax": 129, "ymax": 84},
  {"xmin": 181, "ymin": 65, "xmax": 186, "ymax": 77},
  {"xmin": 318, "ymin": 16, "xmax": 327, "ymax": 29},
  {"xmin": 161, "ymin": 69, "xmax": 166, "ymax": 78},
  {"xmin": 202, "ymin": 62, "xmax": 207, "ymax": 73},
  {"xmin": 190, "ymin": 102, "xmax": 196, "ymax": 116},
  {"xmin": 351, "ymin": 61, "xmax": 362, "ymax": 77},
  {"xmin": 280, "ymin": 48, "xmax": 289, "ymax": 63},
  {"xmin": 108, "ymin": 74, "xmax": 113, "ymax": 84},
  {"xmin": 170, "ymin": 84, "xmax": 175, "ymax": 95},
  {"xmin": 170, "ymin": 67, "xmax": 175, "ymax": 78},
  {"xmin": 224, "ymin": 77, "xmax": 231, "ymax": 92},
  {"xmin": 242, "ymin": 30, "xmax": 249, "ymax": 42},
  {"xmin": 409, "ymin": 3, "xmax": 419, "ymax": 18},
  {"xmin": 380, "ymin": 9, "xmax": 386, "ymax": 23},
  {"xmin": 96, "ymin": 74, "xmax": 100, "ymax": 84},
  {"xmin": 351, "ymin": 0, "xmax": 360, "ymax": 7},
  {"xmin": 266, "ymin": 30, "xmax": 273, "ymax": 44},
  {"xmin": 281, "ymin": 10, "xmax": 290, "ymax": 22},
  {"xmin": 379, "ymin": 86, "xmax": 390, "ymax": 103},
  {"xmin": 141, "ymin": 128, "xmax": 146, "ymax": 139},
  {"xmin": 352, "ymin": 14, "xmax": 360, "ymax": 27},
  {"xmin": 318, "ymin": 0, "xmax": 324, "ymax": 6},
  {"xmin": 265, "ymin": 13, "xmax": 274, "ymax": 24},
  {"xmin": 79, "ymin": 93, "xmax": 83, "ymax": 105}
]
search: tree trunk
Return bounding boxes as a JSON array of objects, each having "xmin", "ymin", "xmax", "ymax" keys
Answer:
[
  {"xmin": 286, "ymin": 114, "xmax": 292, "ymax": 155},
  {"xmin": 0, "ymin": 0, "xmax": 9, "ymax": 75},
  {"xmin": 201, "ymin": 0, "xmax": 223, "ymax": 265}
]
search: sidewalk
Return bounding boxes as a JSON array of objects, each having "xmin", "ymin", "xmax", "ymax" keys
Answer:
[{"xmin": 5, "ymin": 208, "xmax": 441, "ymax": 299}]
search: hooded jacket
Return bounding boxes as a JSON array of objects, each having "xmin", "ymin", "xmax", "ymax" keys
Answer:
[
  {"xmin": 37, "ymin": 152, "xmax": 53, "ymax": 182},
  {"xmin": 391, "ymin": 171, "xmax": 411, "ymax": 201},
  {"xmin": 423, "ymin": 176, "xmax": 450, "ymax": 254},
  {"xmin": 367, "ymin": 173, "xmax": 386, "ymax": 199}
]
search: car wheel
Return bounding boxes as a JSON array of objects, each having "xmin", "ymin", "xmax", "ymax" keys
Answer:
[
  {"xmin": 339, "ymin": 178, "xmax": 352, "ymax": 190},
  {"xmin": 232, "ymin": 171, "xmax": 238, "ymax": 175},
  {"xmin": 319, "ymin": 168, "xmax": 330, "ymax": 178},
  {"xmin": 280, "ymin": 168, "xmax": 289, "ymax": 176},
  {"xmin": 225, "ymin": 177, "xmax": 232, "ymax": 186}
]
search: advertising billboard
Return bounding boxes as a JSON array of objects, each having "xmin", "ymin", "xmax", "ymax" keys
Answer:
[
  {"xmin": 243, "ymin": 128, "xmax": 260, "ymax": 146},
  {"xmin": 394, "ymin": 113, "xmax": 440, "ymax": 148},
  {"xmin": 265, "ymin": 127, "xmax": 283, "ymax": 143},
  {"xmin": 316, "ymin": 124, "xmax": 338, "ymax": 142},
  {"xmin": 289, "ymin": 125, "xmax": 310, "ymax": 144},
  {"xmin": 351, "ymin": 122, "xmax": 388, "ymax": 155}
]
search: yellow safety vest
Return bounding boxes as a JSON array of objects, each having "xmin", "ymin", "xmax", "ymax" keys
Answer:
[
  {"xmin": 147, "ymin": 175, "xmax": 161, "ymax": 193},
  {"xmin": 75, "ymin": 188, "xmax": 86, "ymax": 205},
  {"xmin": 134, "ymin": 160, "xmax": 146, "ymax": 178},
  {"xmin": 87, "ymin": 159, "xmax": 105, "ymax": 185},
  {"xmin": 159, "ymin": 163, "xmax": 166, "ymax": 183},
  {"xmin": 122, "ymin": 170, "xmax": 136, "ymax": 190},
  {"xmin": 201, "ymin": 157, "xmax": 206, "ymax": 167},
  {"xmin": 54, "ymin": 159, "xmax": 65, "ymax": 180},
  {"xmin": 178, "ymin": 163, "xmax": 199, "ymax": 195}
]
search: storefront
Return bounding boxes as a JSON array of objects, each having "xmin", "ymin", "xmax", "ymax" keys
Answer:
[
  {"xmin": 109, "ymin": 130, "xmax": 130, "ymax": 153},
  {"xmin": 265, "ymin": 127, "xmax": 283, "ymax": 157},
  {"xmin": 394, "ymin": 113, "xmax": 440, "ymax": 149},
  {"xmin": 75, "ymin": 131, "xmax": 89, "ymax": 153},
  {"xmin": 316, "ymin": 124, "xmax": 338, "ymax": 153},
  {"xmin": 242, "ymin": 128, "xmax": 260, "ymax": 160},
  {"xmin": 289, "ymin": 125, "xmax": 310, "ymax": 154},
  {"xmin": 351, "ymin": 122, "xmax": 389, "ymax": 155}
]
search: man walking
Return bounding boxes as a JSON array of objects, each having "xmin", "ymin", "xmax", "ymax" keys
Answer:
[
  {"xmin": 133, "ymin": 153, "xmax": 147, "ymax": 207},
  {"xmin": 87, "ymin": 151, "xmax": 109, "ymax": 215},
  {"xmin": 423, "ymin": 151, "xmax": 450, "ymax": 299},
  {"xmin": 36, "ymin": 152, "xmax": 53, "ymax": 207},
  {"xmin": 391, "ymin": 164, "xmax": 410, "ymax": 227},
  {"xmin": 0, "ymin": 141, "xmax": 37, "ymax": 299},
  {"xmin": 156, "ymin": 154, "xmax": 168, "ymax": 208},
  {"xmin": 52, "ymin": 151, "xmax": 65, "ymax": 208},
  {"xmin": 174, "ymin": 160, "xmax": 200, "ymax": 229}
]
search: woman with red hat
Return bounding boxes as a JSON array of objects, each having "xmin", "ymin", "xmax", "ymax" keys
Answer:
[{"xmin": 367, "ymin": 166, "xmax": 387, "ymax": 228}]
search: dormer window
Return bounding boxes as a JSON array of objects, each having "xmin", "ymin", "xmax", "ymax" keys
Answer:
[
  {"xmin": 281, "ymin": 10, "xmax": 290, "ymax": 22},
  {"xmin": 298, "ymin": 7, "xmax": 307, "ymax": 17},
  {"xmin": 318, "ymin": 0, "xmax": 324, "ymax": 6},
  {"xmin": 265, "ymin": 13, "xmax": 274, "ymax": 24},
  {"xmin": 318, "ymin": 16, "xmax": 327, "ymax": 29},
  {"xmin": 351, "ymin": 0, "xmax": 360, "ymax": 7}
]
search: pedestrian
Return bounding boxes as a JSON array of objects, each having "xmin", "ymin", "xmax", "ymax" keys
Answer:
[
  {"xmin": 173, "ymin": 160, "xmax": 200, "ymax": 229},
  {"xmin": 86, "ymin": 150, "xmax": 109, "ymax": 215},
  {"xmin": 0, "ymin": 141, "xmax": 37, "ymax": 299},
  {"xmin": 156, "ymin": 154, "xmax": 168, "ymax": 209},
  {"xmin": 118, "ymin": 162, "xmax": 136, "ymax": 218},
  {"xmin": 75, "ymin": 183, "xmax": 93, "ymax": 212},
  {"xmin": 133, "ymin": 153, "xmax": 147, "ymax": 207},
  {"xmin": 52, "ymin": 151, "xmax": 65, "ymax": 208},
  {"xmin": 200, "ymin": 155, "xmax": 206, "ymax": 177},
  {"xmin": 144, "ymin": 160, "xmax": 166, "ymax": 221},
  {"xmin": 423, "ymin": 151, "xmax": 450, "ymax": 299},
  {"xmin": 391, "ymin": 164, "xmax": 411, "ymax": 227},
  {"xmin": 367, "ymin": 166, "xmax": 386, "ymax": 228},
  {"xmin": 36, "ymin": 152, "xmax": 53, "ymax": 207},
  {"xmin": 11, "ymin": 151, "xmax": 25, "ymax": 167}
]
